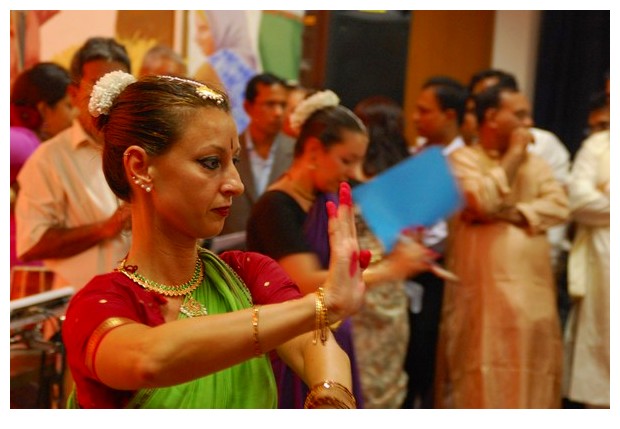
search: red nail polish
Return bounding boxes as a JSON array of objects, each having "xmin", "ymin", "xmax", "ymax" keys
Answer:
[
  {"xmin": 326, "ymin": 201, "xmax": 337, "ymax": 218},
  {"xmin": 339, "ymin": 182, "xmax": 352, "ymax": 207},
  {"xmin": 359, "ymin": 249, "xmax": 371, "ymax": 269}
]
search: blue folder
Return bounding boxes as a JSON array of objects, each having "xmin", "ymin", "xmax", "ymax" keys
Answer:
[{"xmin": 352, "ymin": 146, "xmax": 463, "ymax": 252}]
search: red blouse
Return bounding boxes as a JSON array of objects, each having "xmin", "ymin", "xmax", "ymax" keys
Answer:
[{"xmin": 62, "ymin": 250, "xmax": 302, "ymax": 408}]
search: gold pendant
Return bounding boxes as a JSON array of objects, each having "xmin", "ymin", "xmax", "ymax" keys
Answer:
[{"xmin": 180, "ymin": 295, "xmax": 208, "ymax": 317}]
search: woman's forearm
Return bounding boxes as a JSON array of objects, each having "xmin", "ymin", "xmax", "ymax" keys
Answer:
[{"xmin": 95, "ymin": 293, "xmax": 319, "ymax": 389}]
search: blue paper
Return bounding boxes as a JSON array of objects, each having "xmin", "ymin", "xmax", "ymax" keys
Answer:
[{"xmin": 352, "ymin": 146, "xmax": 463, "ymax": 252}]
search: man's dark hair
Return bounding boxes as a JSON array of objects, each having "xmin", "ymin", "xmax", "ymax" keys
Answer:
[
  {"xmin": 474, "ymin": 85, "xmax": 518, "ymax": 125},
  {"xmin": 422, "ymin": 75, "xmax": 469, "ymax": 126},
  {"xmin": 70, "ymin": 37, "xmax": 131, "ymax": 84},
  {"xmin": 468, "ymin": 68, "xmax": 519, "ymax": 93},
  {"xmin": 588, "ymin": 90, "xmax": 609, "ymax": 114},
  {"xmin": 244, "ymin": 72, "xmax": 286, "ymax": 103}
]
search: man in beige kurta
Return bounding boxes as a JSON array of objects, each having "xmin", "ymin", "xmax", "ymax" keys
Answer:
[{"xmin": 435, "ymin": 86, "xmax": 569, "ymax": 408}]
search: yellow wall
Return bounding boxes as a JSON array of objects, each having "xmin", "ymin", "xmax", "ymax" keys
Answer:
[{"xmin": 403, "ymin": 10, "xmax": 495, "ymax": 145}]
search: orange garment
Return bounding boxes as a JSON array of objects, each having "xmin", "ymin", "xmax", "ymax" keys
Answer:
[{"xmin": 435, "ymin": 144, "xmax": 569, "ymax": 408}]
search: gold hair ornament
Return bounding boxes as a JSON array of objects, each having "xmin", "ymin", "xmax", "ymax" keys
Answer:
[{"xmin": 160, "ymin": 75, "xmax": 225, "ymax": 105}]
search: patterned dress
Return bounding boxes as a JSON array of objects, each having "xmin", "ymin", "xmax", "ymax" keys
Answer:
[{"xmin": 350, "ymin": 213, "xmax": 409, "ymax": 408}]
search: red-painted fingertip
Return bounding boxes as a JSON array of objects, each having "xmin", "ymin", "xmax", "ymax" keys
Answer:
[
  {"xmin": 359, "ymin": 249, "xmax": 371, "ymax": 269},
  {"xmin": 349, "ymin": 251, "xmax": 359, "ymax": 277},
  {"xmin": 326, "ymin": 201, "xmax": 337, "ymax": 218},
  {"xmin": 339, "ymin": 182, "xmax": 352, "ymax": 207}
]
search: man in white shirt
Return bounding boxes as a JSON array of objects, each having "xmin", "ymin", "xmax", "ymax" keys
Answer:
[
  {"xmin": 402, "ymin": 75, "xmax": 469, "ymax": 408},
  {"xmin": 16, "ymin": 37, "xmax": 132, "ymax": 291}
]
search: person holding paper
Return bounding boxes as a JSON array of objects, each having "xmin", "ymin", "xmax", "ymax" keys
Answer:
[
  {"xmin": 403, "ymin": 75, "xmax": 468, "ymax": 408},
  {"xmin": 435, "ymin": 85, "xmax": 569, "ymax": 408},
  {"xmin": 349, "ymin": 95, "xmax": 421, "ymax": 408},
  {"xmin": 246, "ymin": 90, "xmax": 433, "ymax": 408}
]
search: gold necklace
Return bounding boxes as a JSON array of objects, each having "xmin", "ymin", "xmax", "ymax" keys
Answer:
[
  {"xmin": 117, "ymin": 257, "xmax": 208, "ymax": 317},
  {"xmin": 117, "ymin": 257, "xmax": 204, "ymax": 296},
  {"xmin": 180, "ymin": 292, "xmax": 208, "ymax": 317}
]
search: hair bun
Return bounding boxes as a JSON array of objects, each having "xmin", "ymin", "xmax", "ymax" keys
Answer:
[
  {"xmin": 289, "ymin": 90, "xmax": 340, "ymax": 134},
  {"xmin": 88, "ymin": 70, "xmax": 136, "ymax": 117}
]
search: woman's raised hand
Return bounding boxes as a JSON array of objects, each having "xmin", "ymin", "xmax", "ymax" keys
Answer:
[{"xmin": 322, "ymin": 182, "xmax": 367, "ymax": 322}]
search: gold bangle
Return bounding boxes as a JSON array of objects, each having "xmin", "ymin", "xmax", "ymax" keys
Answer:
[
  {"xmin": 304, "ymin": 380, "xmax": 357, "ymax": 409},
  {"xmin": 313, "ymin": 289, "xmax": 320, "ymax": 345},
  {"xmin": 320, "ymin": 288, "xmax": 328, "ymax": 343},
  {"xmin": 252, "ymin": 306, "xmax": 262, "ymax": 356},
  {"xmin": 313, "ymin": 287, "xmax": 328, "ymax": 345},
  {"xmin": 312, "ymin": 380, "xmax": 356, "ymax": 404},
  {"xmin": 304, "ymin": 395, "xmax": 353, "ymax": 409},
  {"xmin": 86, "ymin": 317, "xmax": 136, "ymax": 380}
]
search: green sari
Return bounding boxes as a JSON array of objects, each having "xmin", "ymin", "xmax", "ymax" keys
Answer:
[{"xmin": 67, "ymin": 249, "xmax": 277, "ymax": 408}]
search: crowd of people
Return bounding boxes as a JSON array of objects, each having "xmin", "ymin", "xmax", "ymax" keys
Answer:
[{"xmin": 9, "ymin": 35, "xmax": 609, "ymax": 410}]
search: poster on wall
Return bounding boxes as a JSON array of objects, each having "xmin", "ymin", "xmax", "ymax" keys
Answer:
[
  {"xmin": 186, "ymin": 10, "xmax": 304, "ymax": 133},
  {"xmin": 186, "ymin": 10, "xmax": 261, "ymax": 133},
  {"xmin": 11, "ymin": 10, "xmax": 304, "ymax": 134}
]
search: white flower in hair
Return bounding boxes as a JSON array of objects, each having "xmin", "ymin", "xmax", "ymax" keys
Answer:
[
  {"xmin": 289, "ymin": 90, "xmax": 340, "ymax": 134},
  {"xmin": 88, "ymin": 71, "xmax": 137, "ymax": 117}
]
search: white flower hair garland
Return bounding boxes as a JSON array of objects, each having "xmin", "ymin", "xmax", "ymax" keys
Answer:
[
  {"xmin": 289, "ymin": 90, "xmax": 340, "ymax": 134},
  {"xmin": 88, "ymin": 71, "xmax": 137, "ymax": 117}
]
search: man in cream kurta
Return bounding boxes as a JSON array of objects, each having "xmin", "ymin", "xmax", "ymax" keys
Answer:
[
  {"xmin": 563, "ymin": 130, "xmax": 610, "ymax": 408},
  {"xmin": 16, "ymin": 120, "xmax": 131, "ymax": 290},
  {"xmin": 435, "ymin": 86, "xmax": 569, "ymax": 408},
  {"xmin": 15, "ymin": 37, "xmax": 132, "ymax": 291}
]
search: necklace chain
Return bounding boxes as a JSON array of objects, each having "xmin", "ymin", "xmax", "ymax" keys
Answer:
[
  {"xmin": 285, "ymin": 173, "xmax": 316, "ymax": 202},
  {"xmin": 117, "ymin": 257, "xmax": 204, "ymax": 297}
]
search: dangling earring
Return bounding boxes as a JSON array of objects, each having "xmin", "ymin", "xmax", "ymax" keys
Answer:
[{"xmin": 132, "ymin": 175, "xmax": 153, "ymax": 192}]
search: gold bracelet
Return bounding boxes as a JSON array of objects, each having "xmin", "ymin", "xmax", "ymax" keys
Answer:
[
  {"xmin": 252, "ymin": 306, "xmax": 262, "ymax": 356},
  {"xmin": 313, "ymin": 287, "xmax": 328, "ymax": 345},
  {"xmin": 311, "ymin": 380, "xmax": 356, "ymax": 404},
  {"xmin": 313, "ymin": 289, "xmax": 320, "ymax": 345},
  {"xmin": 304, "ymin": 395, "xmax": 354, "ymax": 409},
  {"xmin": 304, "ymin": 380, "xmax": 357, "ymax": 409},
  {"xmin": 319, "ymin": 287, "xmax": 328, "ymax": 343}
]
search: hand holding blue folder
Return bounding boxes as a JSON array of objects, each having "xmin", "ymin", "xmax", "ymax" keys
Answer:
[{"xmin": 352, "ymin": 146, "xmax": 463, "ymax": 252}]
